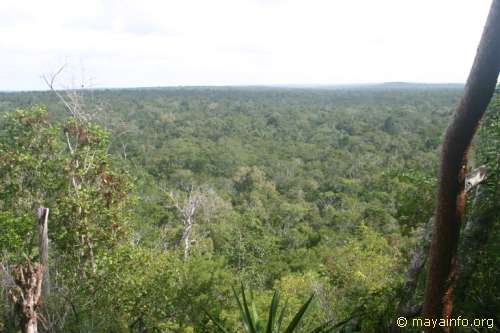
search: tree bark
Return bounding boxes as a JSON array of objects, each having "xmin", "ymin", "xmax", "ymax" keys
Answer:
[
  {"xmin": 422, "ymin": 1, "xmax": 500, "ymax": 330},
  {"xmin": 181, "ymin": 220, "xmax": 193, "ymax": 262},
  {"xmin": 8, "ymin": 261, "xmax": 44, "ymax": 333},
  {"xmin": 390, "ymin": 167, "xmax": 488, "ymax": 332}
]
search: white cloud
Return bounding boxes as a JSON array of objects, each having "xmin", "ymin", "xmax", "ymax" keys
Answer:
[{"xmin": 0, "ymin": 0, "xmax": 493, "ymax": 90}]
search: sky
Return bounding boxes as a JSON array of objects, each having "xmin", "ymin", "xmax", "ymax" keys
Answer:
[{"xmin": 0, "ymin": 0, "xmax": 494, "ymax": 91}]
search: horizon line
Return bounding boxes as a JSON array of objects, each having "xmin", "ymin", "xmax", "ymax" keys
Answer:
[{"xmin": 0, "ymin": 81, "xmax": 466, "ymax": 93}]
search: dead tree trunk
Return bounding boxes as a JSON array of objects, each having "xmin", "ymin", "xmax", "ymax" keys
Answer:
[
  {"xmin": 422, "ymin": 1, "xmax": 500, "ymax": 330},
  {"xmin": 85, "ymin": 233, "xmax": 97, "ymax": 275},
  {"xmin": 37, "ymin": 207, "xmax": 50, "ymax": 299},
  {"xmin": 180, "ymin": 218, "xmax": 194, "ymax": 262},
  {"xmin": 8, "ymin": 261, "xmax": 44, "ymax": 333},
  {"xmin": 169, "ymin": 187, "xmax": 207, "ymax": 261}
]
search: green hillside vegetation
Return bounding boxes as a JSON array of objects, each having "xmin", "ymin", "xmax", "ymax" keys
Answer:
[{"xmin": 1, "ymin": 86, "xmax": 499, "ymax": 332}]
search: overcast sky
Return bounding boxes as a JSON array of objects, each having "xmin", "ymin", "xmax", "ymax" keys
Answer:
[{"xmin": 0, "ymin": 0, "xmax": 493, "ymax": 90}]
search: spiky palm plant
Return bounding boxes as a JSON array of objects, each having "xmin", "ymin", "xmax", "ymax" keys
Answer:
[{"xmin": 205, "ymin": 285, "xmax": 334, "ymax": 333}]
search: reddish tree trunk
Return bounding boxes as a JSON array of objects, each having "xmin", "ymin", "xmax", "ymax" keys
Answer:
[{"xmin": 422, "ymin": 1, "xmax": 500, "ymax": 331}]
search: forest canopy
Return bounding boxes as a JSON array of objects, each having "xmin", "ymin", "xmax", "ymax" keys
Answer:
[{"xmin": 1, "ymin": 85, "xmax": 499, "ymax": 332}]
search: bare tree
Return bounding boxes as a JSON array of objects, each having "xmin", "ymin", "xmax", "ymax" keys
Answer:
[
  {"xmin": 42, "ymin": 66, "xmax": 99, "ymax": 275},
  {"xmin": 422, "ymin": 0, "xmax": 500, "ymax": 329},
  {"xmin": 42, "ymin": 65, "xmax": 89, "ymax": 124},
  {"xmin": 167, "ymin": 186, "xmax": 208, "ymax": 261},
  {"xmin": 43, "ymin": 63, "xmax": 139, "ymax": 160}
]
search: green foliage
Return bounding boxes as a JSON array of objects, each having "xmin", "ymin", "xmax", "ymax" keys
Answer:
[
  {"xmin": 0, "ymin": 211, "xmax": 34, "ymax": 256},
  {"xmin": 320, "ymin": 225, "xmax": 402, "ymax": 330},
  {"xmin": 0, "ymin": 86, "xmax": 466, "ymax": 332},
  {"xmin": 206, "ymin": 285, "xmax": 332, "ymax": 333},
  {"xmin": 393, "ymin": 170, "xmax": 436, "ymax": 233},
  {"xmin": 0, "ymin": 105, "xmax": 63, "ymax": 212},
  {"xmin": 0, "ymin": 106, "xmax": 132, "ymax": 265},
  {"xmin": 475, "ymin": 92, "xmax": 500, "ymax": 202},
  {"xmin": 457, "ymin": 88, "xmax": 500, "ymax": 322},
  {"xmin": 0, "ymin": 105, "xmax": 135, "ymax": 332}
]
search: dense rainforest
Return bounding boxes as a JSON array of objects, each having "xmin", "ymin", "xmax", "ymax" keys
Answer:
[{"xmin": 1, "ymin": 85, "xmax": 499, "ymax": 332}]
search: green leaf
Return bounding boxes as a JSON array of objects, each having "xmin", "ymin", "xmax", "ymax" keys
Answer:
[
  {"xmin": 276, "ymin": 298, "xmax": 288, "ymax": 333},
  {"xmin": 266, "ymin": 290, "xmax": 280, "ymax": 333},
  {"xmin": 240, "ymin": 284, "xmax": 258, "ymax": 333},
  {"xmin": 283, "ymin": 294, "xmax": 314, "ymax": 333}
]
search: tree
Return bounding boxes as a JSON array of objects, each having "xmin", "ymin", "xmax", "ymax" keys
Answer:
[
  {"xmin": 422, "ymin": 0, "xmax": 500, "ymax": 328},
  {"xmin": 0, "ymin": 106, "xmax": 132, "ymax": 331},
  {"xmin": 454, "ymin": 90, "xmax": 500, "ymax": 313},
  {"xmin": 167, "ymin": 186, "xmax": 209, "ymax": 261}
]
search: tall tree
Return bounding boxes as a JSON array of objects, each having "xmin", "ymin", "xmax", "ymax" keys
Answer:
[{"xmin": 422, "ymin": 0, "xmax": 500, "ymax": 329}]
